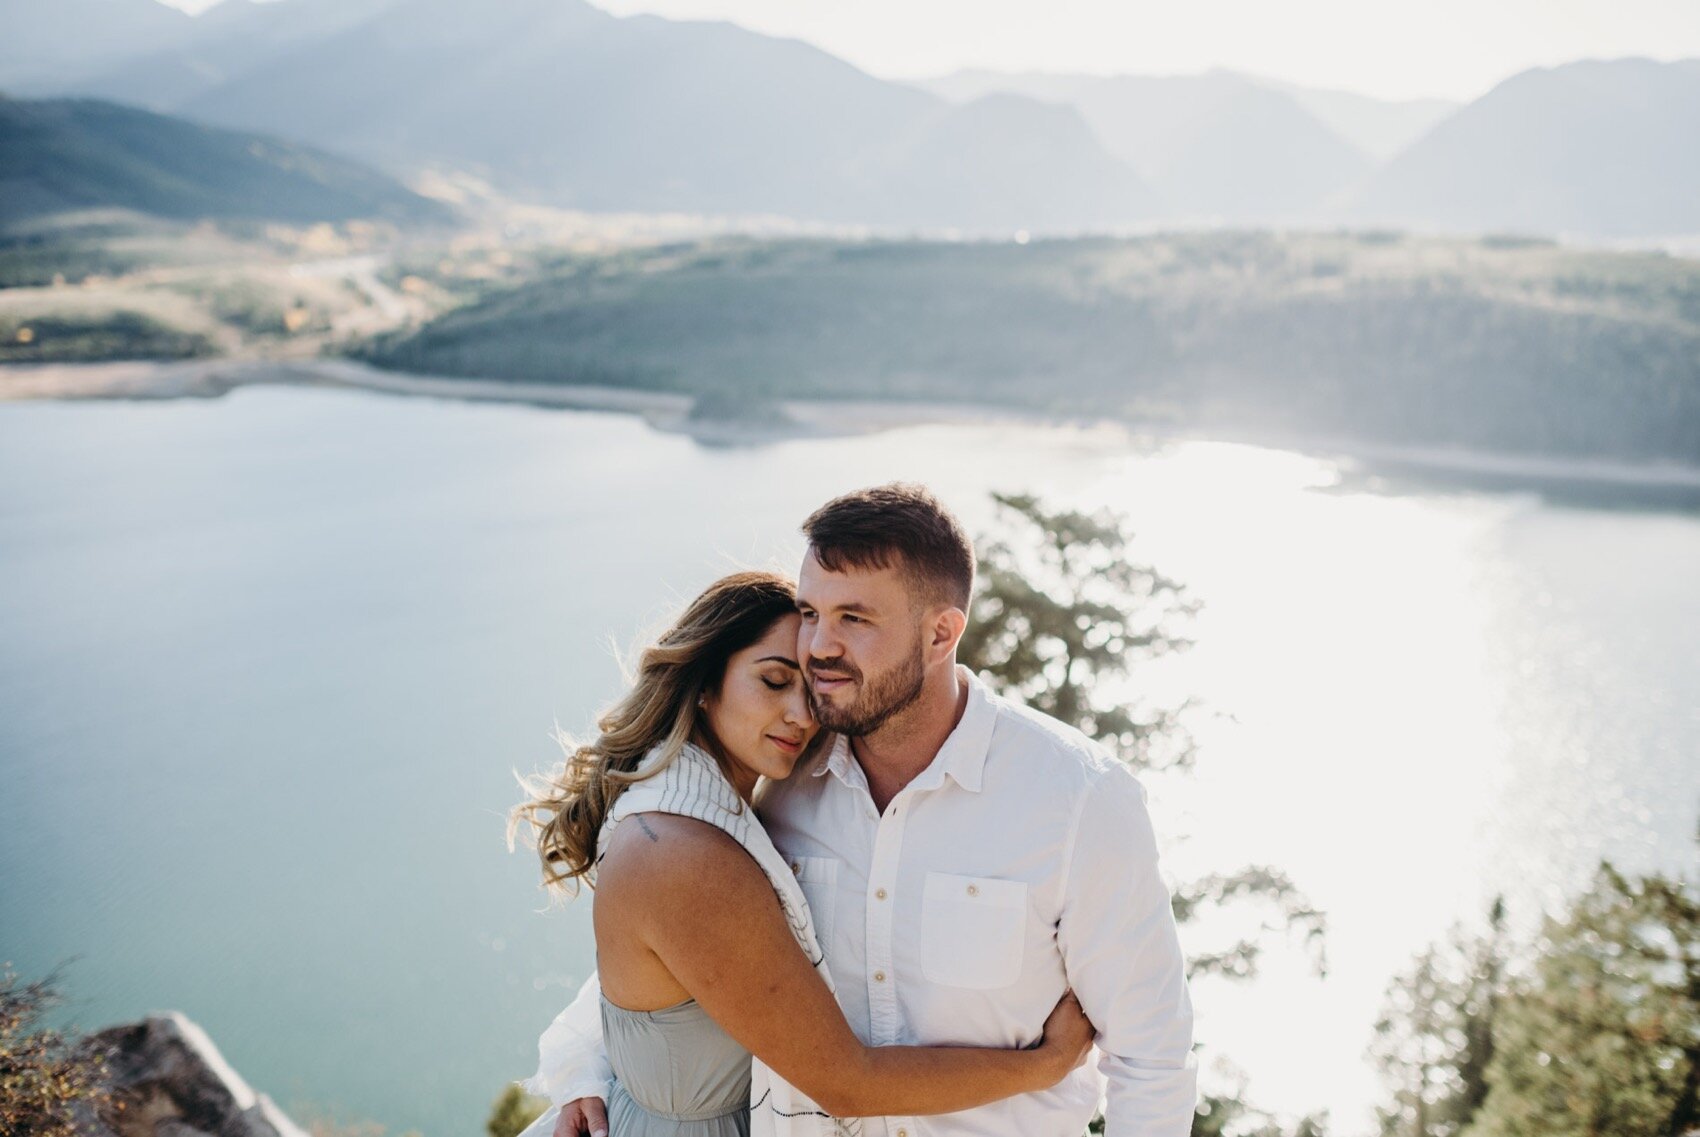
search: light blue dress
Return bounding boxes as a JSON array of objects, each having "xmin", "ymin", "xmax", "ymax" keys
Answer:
[{"xmin": 602, "ymin": 994, "xmax": 751, "ymax": 1137}]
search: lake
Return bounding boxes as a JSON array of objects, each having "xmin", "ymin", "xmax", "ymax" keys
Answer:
[{"xmin": 2, "ymin": 384, "xmax": 1697, "ymax": 1136}]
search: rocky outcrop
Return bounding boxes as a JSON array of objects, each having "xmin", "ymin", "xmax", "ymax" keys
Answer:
[{"xmin": 77, "ymin": 1013, "xmax": 309, "ymax": 1137}]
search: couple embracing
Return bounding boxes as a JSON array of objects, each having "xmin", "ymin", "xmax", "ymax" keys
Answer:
[{"xmin": 511, "ymin": 484, "xmax": 1196, "ymax": 1137}]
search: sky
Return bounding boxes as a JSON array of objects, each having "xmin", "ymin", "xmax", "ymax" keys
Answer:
[{"xmin": 155, "ymin": 0, "xmax": 1700, "ymax": 102}]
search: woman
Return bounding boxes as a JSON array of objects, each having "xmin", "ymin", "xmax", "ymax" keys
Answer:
[{"xmin": 511, "ymin": 571, "xmax": 1093, "ymax": 1137}]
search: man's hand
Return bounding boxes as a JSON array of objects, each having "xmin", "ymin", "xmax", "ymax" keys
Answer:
[{"xmin": 553, "ymin": 1097, "xmax": 608, "ymax": 1137}]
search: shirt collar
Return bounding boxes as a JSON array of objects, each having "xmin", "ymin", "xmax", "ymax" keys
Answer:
[
  {"xmin": 812, "ymin": 733, "xmax": 856, "ymax": 782},
  {"xmin": 809, "ymin": 664, "xmax": 998, "ymax": 794}
]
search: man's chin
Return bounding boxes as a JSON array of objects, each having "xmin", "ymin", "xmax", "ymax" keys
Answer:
[
  {"xmin": 811, "ymin": 698, "xmax": 866, "ymax": 734},
  {"xmin": 816, "ymin": 712, "xmax": 865, "ymax": 736}
]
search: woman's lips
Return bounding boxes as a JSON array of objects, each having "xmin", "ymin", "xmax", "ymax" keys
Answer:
[{"xmin": 768, "ymin": 734, "xmax": 803, "ymax": 754}]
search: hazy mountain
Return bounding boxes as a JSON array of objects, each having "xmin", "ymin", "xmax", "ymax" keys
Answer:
[
  {"xmin": 190, "ymin": 0, "xmax": 406, "ymax": 39},
  {"xmin": 1256, "ymin": 80, "xmax": 1458, "ymax": 161},
  {"xmin": 1078, "ymin": 74, "xmax": 1371, "ymax": 221},
  {"xmin": 127, "ymin": 0, "xmax": 1156, "ymax": 231},
  {"xmin": 14, "ymin": 3, "xmax": 1690, "ymax": 238},
  {"xmin": 0, "ymin": 94, "xmax": 454, "ymax": 227},
  {"xmin": 171, "ymin": 0, "xmax": 907, "ymax": 214},
  {"xmin": 922, "ymin": 68, "xmax": 1457, "ymax": 162},
  {"xmin": 922, "ymin": 69, "xmax": 1371, "ymax": 222},
  {"xmin": 862, "ymin": 94, "xmax": 1159, "ymax": 230},
  {"xmin": 0, "ymin": 0, "xmax": 192, "ymax": 91},
  {"xmin": 55, "ymin": 0, "xmax": 410, "ymax": 109},
  {"xmin": 921, "ymin": 69, "xmax": 1103, "ymax": 106},
  {"xmin": 1343, "ymin": 58, "xmax": 1700, "ymax": 238}
]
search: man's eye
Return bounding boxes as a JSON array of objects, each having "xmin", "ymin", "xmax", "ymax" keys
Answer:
[
  {"xmin": 799, "ymin": 610, "xmax": 817, "ymax": 622},
  {"xmin": 842, "ymin": 614, "xmax": 862, "ymax": 624}
]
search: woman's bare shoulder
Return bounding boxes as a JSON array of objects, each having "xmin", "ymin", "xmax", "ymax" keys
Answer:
[{"xmin": 596, "ymin": 812, "xmax": 774, "ymax": 913}]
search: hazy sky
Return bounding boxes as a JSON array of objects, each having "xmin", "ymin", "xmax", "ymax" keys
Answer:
[{"xmin": 157, "ymin": 0, "xmax": 1700, "ymax": 102}]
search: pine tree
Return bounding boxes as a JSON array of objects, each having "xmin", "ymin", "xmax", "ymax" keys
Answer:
[
  {"xmin": 1465, "ymin": 865, "xmax": 1699, "ymax": 1137},
  {"xmin": 958, "ymin": 493, "xmax": 1330, "ymax": 1137},
  {"xmin": 960, "ymin": 492, "xmax": 1326, "ymax": 981},
  {"xmin": 1371, "ymin": 900, "xmax": 1507, "ymax": 1137}
]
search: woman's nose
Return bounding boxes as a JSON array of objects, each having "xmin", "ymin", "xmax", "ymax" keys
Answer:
[{"xmin": 787, "ymin": 685, "xmax": 814, "ymax": 727}]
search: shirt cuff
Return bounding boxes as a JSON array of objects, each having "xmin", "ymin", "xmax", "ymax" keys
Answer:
[{"xmin": 519, "ymin": 1069, "xmax": 612, "ymax": 1108}]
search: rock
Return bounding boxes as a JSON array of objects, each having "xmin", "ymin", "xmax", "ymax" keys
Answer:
[{"xmin": 78, "ymin": 1012, "xmax": 310, "ymax": 1137}]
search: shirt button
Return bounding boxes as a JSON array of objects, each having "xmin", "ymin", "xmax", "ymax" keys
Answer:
[
  {"xmin": 790, "ymin": 862, "xmax": 800, "ymax": 874},
  {"xmin": 967, "ymin": 884, "xmax": 979, "ymax": 897},
  {"xmin": 898, "ymin": 1130, "xmax": 908, "ymax": 1137},
  {"xmin": 875, "ymin": 888, "xmax": 887, "ymax": 900},
  {"xmin": 873, "ymin": 971, "xmax": 886, "ymax": 982}
]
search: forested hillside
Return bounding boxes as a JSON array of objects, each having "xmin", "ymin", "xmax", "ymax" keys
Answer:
[
  {"xmin": 0, "ymin": 95, "xmax": 452, "ymax": 226},
  {"xmin": 360, "ymin": 232, "xmax": 1700, "ymax": 462}
]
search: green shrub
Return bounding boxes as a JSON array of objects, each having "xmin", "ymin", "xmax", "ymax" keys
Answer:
[
  {"xmin": 0, "ymin": 966, "xmax": 114, "ymax": 1137},
  {"xmin": 0, "ymin": 311, "xmax": 214, "ymax": 363},
  {"xmin": 487, "ymin": 1082, "xmax": 548, "ymax": 1137}
]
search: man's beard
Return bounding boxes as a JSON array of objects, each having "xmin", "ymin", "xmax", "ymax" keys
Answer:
[{"xmin": 809, "ymin": 640, "xmax": 926, "ymax": 737}]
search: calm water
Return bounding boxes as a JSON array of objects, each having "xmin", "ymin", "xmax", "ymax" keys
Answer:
[{"xmin": 2, "ymin": 386, "xmax": 1697, "ymax": 1136}]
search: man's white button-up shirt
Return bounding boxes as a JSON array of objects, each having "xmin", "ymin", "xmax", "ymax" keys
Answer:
[{"xmin": 758, "ymin": 666, "xmax": 1196, "ymax": 1137}]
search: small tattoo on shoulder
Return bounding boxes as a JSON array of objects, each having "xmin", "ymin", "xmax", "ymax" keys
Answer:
[{"xmin": 636, "ymin": 816, "xmax": 661, "ymax": 843}]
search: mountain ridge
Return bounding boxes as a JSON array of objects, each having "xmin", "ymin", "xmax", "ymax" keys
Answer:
[
  {"xmin": 1341, "ymin": 56, "xmax": 1700, "ymax": 237},
  {"xmin": 0, "ymin": 93, "xmax": 455, "ymax": 227},
  {"xmin": 3, "ymin": 2, "xmax": 1696, "ymax": 238},
  {"xmin": 145, "ymin": 0, "xmax": 1157, "ymax": 231}
]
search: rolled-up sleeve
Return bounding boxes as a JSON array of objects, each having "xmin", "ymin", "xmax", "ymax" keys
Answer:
[{"xmin": 1058, "ymin": 763, "xmax": 1197, "ymax": 1136}]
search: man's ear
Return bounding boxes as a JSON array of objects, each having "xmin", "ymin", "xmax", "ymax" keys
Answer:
[{"xmin": 927, "ymin": 606, "xmax": 968, "ymax": 664}]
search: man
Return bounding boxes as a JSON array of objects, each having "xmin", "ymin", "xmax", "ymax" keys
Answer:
[{"xmin": 550, "ymin": 483, "xmax": 1195, "ymax": 1137}]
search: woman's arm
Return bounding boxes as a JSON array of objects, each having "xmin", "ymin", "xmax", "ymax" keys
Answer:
[{"xmin": 596, "ymin": 815, "xmax": 1092, "ymax": 1118}]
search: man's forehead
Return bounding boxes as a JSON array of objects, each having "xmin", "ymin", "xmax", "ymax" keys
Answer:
[{"xmin": 797, "ymin": 548, "xmax": 907, "ymax": 604}]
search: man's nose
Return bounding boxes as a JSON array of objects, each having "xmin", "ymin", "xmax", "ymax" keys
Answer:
[{"xmin": 802, "ymin": 619, "xmax": 840, "ymax": 664}]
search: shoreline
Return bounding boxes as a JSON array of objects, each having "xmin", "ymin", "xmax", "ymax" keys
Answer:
[{"xmin": 4, "ymin": 355, "xmax": 1699, "ymax": 492}]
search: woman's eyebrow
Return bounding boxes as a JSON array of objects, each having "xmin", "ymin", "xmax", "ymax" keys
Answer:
[{"xmin": 755, "ymin": 655, "xmax": 801, "ymax": 669}]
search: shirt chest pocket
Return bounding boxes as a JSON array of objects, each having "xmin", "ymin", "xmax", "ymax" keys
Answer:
[
  {"xmin": 920, "ymin": 871, "xmax": 1029, "ymax": 990},
  {"xmin": 790, "ymin": 855, "xmax": 839, "ymax": 958}
]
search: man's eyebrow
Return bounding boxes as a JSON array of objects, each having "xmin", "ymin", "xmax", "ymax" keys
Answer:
[
  {"xmin": 755, "ymin": 655, "xmax": 801, "ymax": 669},
  {"xmin": 795, "ymin": 599, "xmax": 878, "ymax": 616}
]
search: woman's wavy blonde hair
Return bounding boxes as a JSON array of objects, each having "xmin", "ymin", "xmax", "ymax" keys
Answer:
[{"xmin": 509, "ymin": 570, "xmax": 805, "ymax": 895}]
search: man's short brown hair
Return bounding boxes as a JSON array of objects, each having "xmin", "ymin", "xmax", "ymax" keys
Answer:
[{"xmin": 800, "ymin": 483, "xmax": 975, "ymax": 610}]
